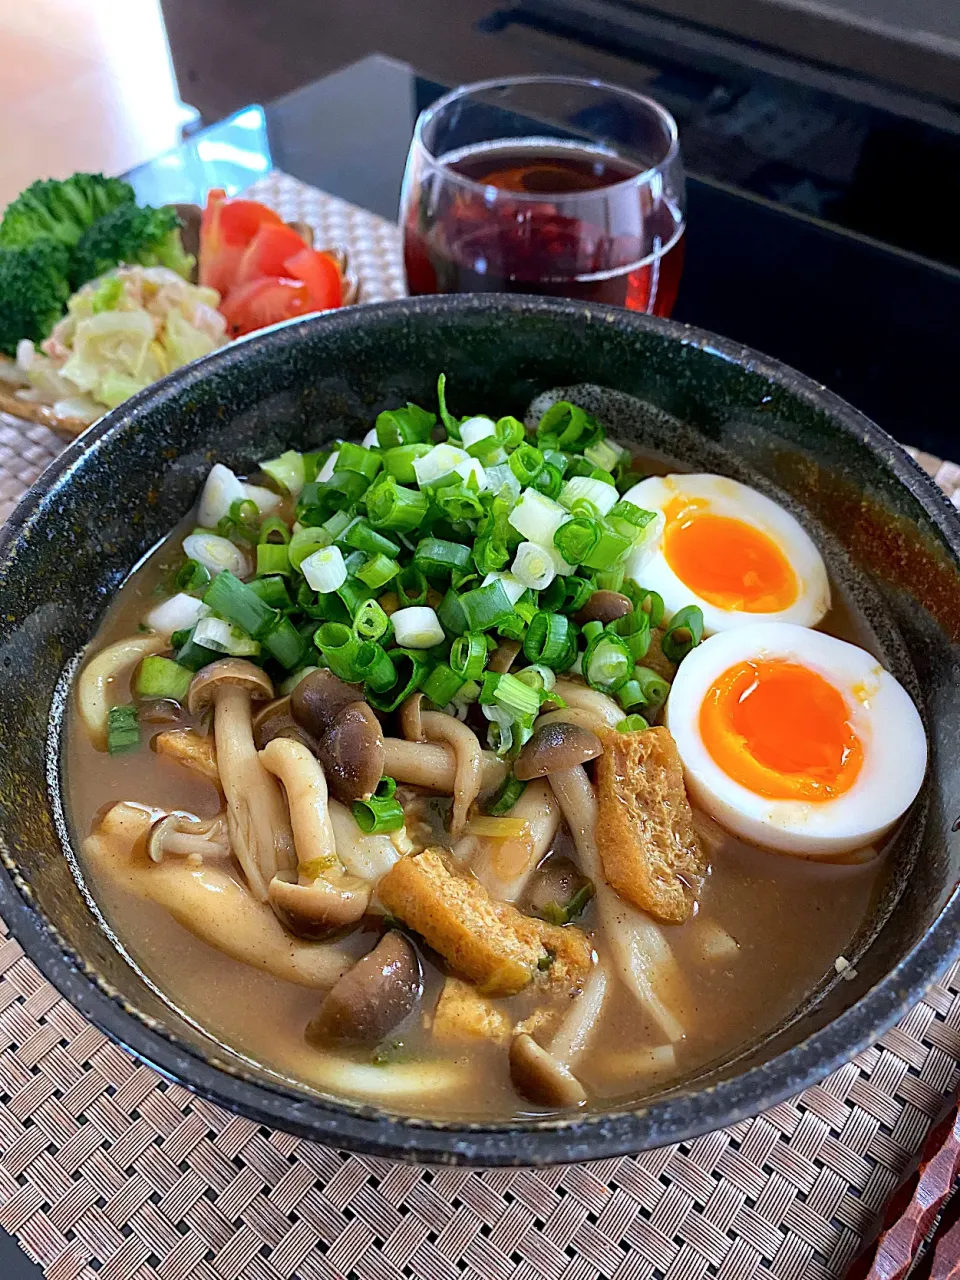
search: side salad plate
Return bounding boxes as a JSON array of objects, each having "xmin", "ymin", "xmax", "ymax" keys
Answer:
[{"xmin": 0, "ymin": 176, "xmax": 358, "ymax": 439}]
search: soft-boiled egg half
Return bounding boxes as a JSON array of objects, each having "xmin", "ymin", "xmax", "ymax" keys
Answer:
[
  {"xmin": 621, "ymin": 474, "xmax": 830, "ymax": 634},
  {"xmin": 665, "ymin": 623, "xmax": 926, "ymax": 858}
]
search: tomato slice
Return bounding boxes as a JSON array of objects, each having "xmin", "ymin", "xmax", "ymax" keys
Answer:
[
  {"xmin": 235, "ymin": 224, "xmax": 308, "ymax": 287},
  {"xmin": 283, "ymin": 247, "xmax": 343, "ymax": 310},
  {"xmin": 199, "ymin": 191, "xmax": 285, "ymax": 297},
  {"xmin": 219, "ymin": 276, "xmax": 312, "ymax": 337}
]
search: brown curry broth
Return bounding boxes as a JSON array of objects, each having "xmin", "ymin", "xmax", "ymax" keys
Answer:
[{"xmin": 66, "ymin": 519, "xmax": 881, "ymax": 1120}]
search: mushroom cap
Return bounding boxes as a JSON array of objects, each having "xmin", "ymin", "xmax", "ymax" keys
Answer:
[
  {"xmin": 514, "ymin": 721, "xmax": 603, "ymax": 780},
  {"xmin": 509, "ymin": 1033, "xmax": 587, "ymax": 1108},
  {"xmin": 253, "ymin": 695, "xmax": 318, "ymax": 753},
  {"xmin": 307, "ymin": 930, "xmax": 422, "ymax": 1047},
  {"xmin": 575, "ymin": 590, "xmax": 634, "ymax": 626},
  {"xmin": 319, "ymin": 702, "xmax": 385, "ymax": 803},
  {"xmin": 291, "ymin": 669, "xmax": 364, "ymax": 739},
  {"xmin": 187, "ymin": 658, "xmax": 274, "ymax": 716},
  {"xmin": 268, "ymin": 871, "xmax": 371, "ymax": 940}
]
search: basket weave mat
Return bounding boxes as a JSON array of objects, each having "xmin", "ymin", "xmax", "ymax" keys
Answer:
[{"xmin": 2, "ymin": 173, "xmax": 960, "ymax": 1280}]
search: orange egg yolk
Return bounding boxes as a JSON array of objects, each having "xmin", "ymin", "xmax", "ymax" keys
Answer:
[
  {"xmin": 699, "ymin": 659, "xmax": 863, "ymax": 801},
  {"xmin": 662, "ymin": 496, "xmax": 798, "ymax": 612}
]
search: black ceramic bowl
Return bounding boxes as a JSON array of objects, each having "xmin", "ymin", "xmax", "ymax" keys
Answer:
[{"xmin": 1, "ymin": 295, "xmax": 959, "ymax": 1166}]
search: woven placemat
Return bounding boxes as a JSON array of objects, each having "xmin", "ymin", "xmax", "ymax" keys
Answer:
[{"xmin": 2, "ymin": 173, "xmax": 960, "ymax": 1280}]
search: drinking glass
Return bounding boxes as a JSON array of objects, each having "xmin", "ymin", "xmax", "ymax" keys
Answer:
[{"xmin": 400, "ymin": 75, "xmax": 686, "ymax": 315}]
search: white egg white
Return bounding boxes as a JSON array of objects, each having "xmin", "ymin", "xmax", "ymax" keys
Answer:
[
  {"xmin": 621, "ymin": 474, "xmax": 830, "ymax": 634},
  {"xmin": 665, "ymin": 622, "xmax": 926, "ymax": 859}
]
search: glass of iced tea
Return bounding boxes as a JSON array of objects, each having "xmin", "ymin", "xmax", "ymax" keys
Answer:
[{"xmin": 401, "ymin": 76, "xmax": 686, "ymax": 314}]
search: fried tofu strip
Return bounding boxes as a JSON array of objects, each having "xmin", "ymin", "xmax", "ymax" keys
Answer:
[
  {"xmin": 378, "ymin": 848, "xmax": 592, "ymax": 997},
  {"xmin": 595, "ymin": 727, "xmax": 705, "ymax": 924},
  {"xmin": 432, "ymin": 978, "xmax": 511, "ymax": 1046},
  {"xmin": 154, "ymin": 729, "xmax": 221, "ymax": 790}
]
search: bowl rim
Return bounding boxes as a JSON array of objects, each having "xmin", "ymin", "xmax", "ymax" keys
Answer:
[{"xmin": 2, "ymin": 292, "xmax": 959, "ymax": 1165}]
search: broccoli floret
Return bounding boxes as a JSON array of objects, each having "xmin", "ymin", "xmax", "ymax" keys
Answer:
[
  {"xmin": 70, "ymin": 203, "xmax": 195, "ymax": 288},
  {"xmin": 0, "ymin": 239, "xmax": 71, "ymax": 357},
  {"xmin": 0, "ymin": 173, "xmax": 135, "ymax": 251}
]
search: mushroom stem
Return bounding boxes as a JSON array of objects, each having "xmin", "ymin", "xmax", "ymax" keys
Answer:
[
  {"xmin": 548, "ymin": 963, "xmax": 608, "ymax": 1069},
  {"xmin": 77, "ymin": 633, "xmax": 165, "ymax": 750},
  {"xmin": 260, "ymin": 737, "xmax": 337, "ymax": 873},
  {"xmin": 147, "ymin": 811, "xmax": 231, "ymax": 862},
  {"xmin": 548, "ymin": 764, "xmax": 688, "ymax": 1043},
  {"xmin": 551, "ymin": 680, "xmax": 623, "ymax": 730},
  {"xmin": 399, "ymin": 692, "xmax": 424, "ymax": 744},
  {"xmin": 419, "ymin": 711, "xmax": 483, "ymax": 836},
  {"xmin": 382, "ymin": 738, "xmax": 507, "ymax": 795},
  {"xmin": 216, "ymin": 685, "xmax": 296, "ymax": 899}
]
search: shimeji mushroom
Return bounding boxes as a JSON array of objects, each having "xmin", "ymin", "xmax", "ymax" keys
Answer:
[
  {"xmin": 307, "ymin": 930, "xmax": 422, "ymax": 1047},
  {"xmin": 509, "ymin": 1032, "xmax": 587, "ymax": 1108},
  {"xmin": 514, "ymin": 722, "xmax": 602, "ymax": 781},
  {"xmin": 187, "ymin": 659, "xmax": 296, "ymax": 901},
  {"xmin": 400, "ymin": 692, "xmax": 483, "ymax": 835},
  {"xmin": 259, "ymin": 737, "xmax": 371, "ymax": 938},
  {"xmin": 146, "ymin": 811, "xmax": 231, "ymax": 863},
  {"xmin": 78, "ymin": 633, "xmax": 166, "ymax": 750}
]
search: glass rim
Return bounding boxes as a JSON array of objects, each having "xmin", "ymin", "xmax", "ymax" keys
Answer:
[{"xmin": 411, "ymin": 74, "xmax": 681, "ymax": 202}]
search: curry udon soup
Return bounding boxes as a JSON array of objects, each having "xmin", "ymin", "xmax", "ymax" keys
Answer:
[{"xmin": 67, "ymin": 386, "xmax": 927, "ymax": 1120}]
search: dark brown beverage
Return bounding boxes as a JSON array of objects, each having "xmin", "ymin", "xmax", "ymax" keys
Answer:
[{"xmin": 403, "ymin": 140, "xmax": 685, "ymax": 314}]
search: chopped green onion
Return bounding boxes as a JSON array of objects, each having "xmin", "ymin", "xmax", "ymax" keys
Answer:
[
  {"xmin": 508, "ymin": 444, "xmax": 544, "ymax": 485},
  {"xmin": 511, "ymin": 541, "xmax": 556, "ymax": 591},
  {"xmin": 559, "ymin": 475, "xmax": 618, "ymax": 516},
  {"xmin": 342, "ymin": 518, "xmax": 400, "ymax": 559},
  {"xmin": 204, "ymin": 570, "xmax": 277, "ymax": 639},
  {"xmin": 175, "ymin": 559, "xmax": 211, "ymax": 594},
  {"xmin": 450, "ymin": 632, "xmax": 489, "ymax": 680},
  {"xmin": 584, "ymin": 633, "xmax": 633, "ymax": 693},
  {"xmin": 580, "ymin": 522, "xmax": 635, "ymax": 571},
  {"xmin": 508, "ymin": 489, "xmax": 568, "ymax": 545},
  {"xmin": 582, "ymin": 620, "xmax": 605, "ymax": 644},
  {"xmin": 617, "ymin": 714, "xmax": 650, "ymax": 733},
  {"xmin": 611, "ymin": 609, "xmax": 651, "ymax": 661},
  {"xmin": 337, "ymin": 577, "xmax": 375, "ymax": 617},
  {"xmin": 263, "ymin": 616, "xmax": 308, "ymax": 669},
  {"xmin": 595, "ymin": 566, "xmax": 625, "ymax": 592},
  {"xmin": 337, "ymin": 441, "xmax": 382, "ymax": 481},
  {"xmin": 485, "ymin": 772, "xmax": 527, "ymax": 815},
  {"xmin": 472, "ymin": 534, "xmax": 510, "ymax": 576},
  {"xmin": 135, "ymin": 656, "xmax": 193, "ymax": 702},
  {"xmin": 437, "ymin": 587, "xmax": 468, "ymax": 636},
  {"xmin": 194, "ymin": 616, "xmax": 261, "ymax": 657},
  {"xmin": 553, "ymin": 515, "xmax": 600, "ymax": 565},
  {"xmin": 355, "ymin": 641, "xmax": 397, "ymax": 692},
  {"xmin": 301, "ymin": 546, "xmax": 347, "ymax": 594},
  {"xmin": 260, "ymin": 449, "xmax": 305, "ymax": 496},
  {"xmin": 414, "ymin": 537, "xmax": 473, "ymax": 577},
  {"xmin": 376, "ymin": 403, "xmax": 436, "ymax": 448},
  {"xmin": 661, "ymin": 605, "xmax": 705, "ymax": 662},
  {"xmin": 434, "ymin": 483, "xmax": 485, "ymax": 523},
  {"xmin": 174, "ymin": 631, "xmax": 222, "ymax": 671},
  {"xmin": 617, "ymin": 679, "xmax": 646, "ymax": 712},
  {"xmin": 632, "ymin": 666, "xmax": 671, "ymax": 712},
  {"xmin": 365, "ymin": 475, "xmax": 430, "ymax": 532},
  {"xmin": 107, "ymin": 704, "xmax": 139, "ymax": 754},
  {"xmin": 609, "ymin": 500, "xmax": 656, "ymax": 530},
  {"xmin": 392, "ymin": 606, "xmax": 444, "ymax": 649},
  {"xmin": 523, "ymin": 612, "xmax": 573, "ymax": 668},
  {"xmin": 383, "ymin": 443, "xmax": 431, "ymax": 483},
  {"xmin": 396, "ymin": 564, "xmax": 428, "ymax": 608},
  {"xmin": 353, "ymin": 778, "xmax": 405, "ymax": 833},
  {"xmin": 256, "ymin": 543, "xmax": 290, "ymax": 577},
  {"xmin": 630, "ymin": 586, "xmax": 665, "ymax": 628},
  {"xmin": 562, "ymin": 577, "xmax": 594, "ymax": 615},
  {"xmin": 494, "ymin": 415, "xmax": 525, "ymax": 449},
  {"xmin": 249, "ymin": 575, "xmax": 294, "ymax": 611},
  {"xmin": 356, "ymin": 554, "xmax": 400, "ymax": 590},
  {"xmin": 483, "ymin": 671, "xmax": 541, "ymax": 720},
  {"xmin": 459, "ymin": 580, "xmax": 513, "ymax": 632},
  {"xmin": 532, "ymin": 462, "xmax": 563, "ymax": 499},
  {"xmin": 353, "ymin": 598, "xmax": 390, "ymax": 642},
  {"xmin": 259, "ymin": 516, "xmax": 292, "ymax": 545},
  {"xmin": 368, "ymin": 649, "xmax": 432, "ymax": 712},
  {"xmin": 584, "ymin": 439, "xmax": 624, "ymax": 472},
  {"xmin": 315, "ymin": 622, "xmax": 362, "ymax": 680},
  {"xmin": 420, "ymin": 661, "xmax": 465, "ymax": 707},
  {"xmin": 288, "ymin": 526, "xmax": 331, "ymax": 572}
]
